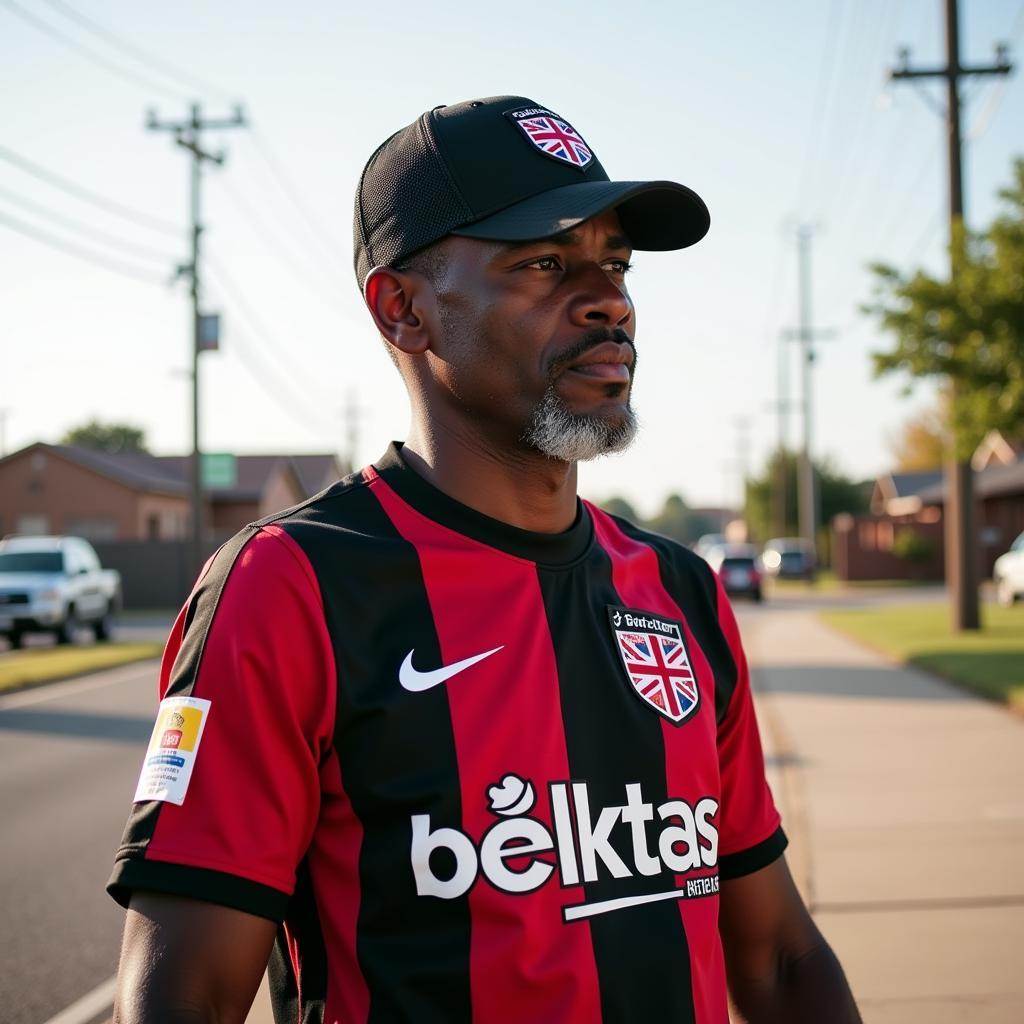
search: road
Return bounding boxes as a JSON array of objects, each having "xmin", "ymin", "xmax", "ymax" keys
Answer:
[{"xmin": 0, "ymin": 661, "xmax": 159, "ymax": 1024}]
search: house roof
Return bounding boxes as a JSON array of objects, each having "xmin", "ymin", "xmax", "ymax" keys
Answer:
[
  {"xmin": 2, "ymin": 443, "xmax": 344, "ymax": 502},
  {"xmin": 917, "ymin": 459, "xmax": 1024, "ymax": 504},
  {"xmin": 877, "ymin": 471, "xmax": 944, "ymax": 499}
]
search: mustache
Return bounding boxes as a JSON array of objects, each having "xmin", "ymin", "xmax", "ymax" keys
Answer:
[{"xmin": 546, "ymin": 328, "xmax": 636, "ymax": 379}]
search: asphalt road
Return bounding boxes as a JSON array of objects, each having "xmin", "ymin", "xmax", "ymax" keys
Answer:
[{"xmin": 0, "ymin": 661, "xmax": 160, "ymax": 1024}]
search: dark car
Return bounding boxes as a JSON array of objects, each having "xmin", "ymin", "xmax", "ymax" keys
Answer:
[
  {"xmin": 760, "ymin": 538, "xmax": 816, "ymax": 581},
  {"xmin": 706, "ymin": 544, "xmax": 763, "ymax": 602}
]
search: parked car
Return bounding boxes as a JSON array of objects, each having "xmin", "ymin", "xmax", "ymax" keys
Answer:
[
  {"xmin": 993, "ymin": 530, "xmax": 1024, "ymax": 607},
  {"xmin": 693, "ymin": 533, "xmax": 726, "ymax": 561},
  {"xmin": 706, "ymin": 543, "xmax": 763, "ymax": 602},
  {"xmin": 760, "ymin": 537, "xmax": 816, "ymax": 581},
  {"xmin": 0, "ymin": 535, "xmax": 121, "ymax": 648}
]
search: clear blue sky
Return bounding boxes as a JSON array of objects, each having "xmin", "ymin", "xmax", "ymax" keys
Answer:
[{"xmin": 2, "ymin": 0, "xmax": 1021, "ymax": 514}]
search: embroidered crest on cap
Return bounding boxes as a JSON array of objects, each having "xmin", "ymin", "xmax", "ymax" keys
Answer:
[
  {"xmin": 505, "ymin": 106, "xmax": 593, "ymax": 170},
  {"xmin": 607, "ymin": 606, "xmax": 701, "ymax": 725}
]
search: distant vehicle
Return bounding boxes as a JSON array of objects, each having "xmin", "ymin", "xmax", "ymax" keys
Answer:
[
  {"xmin": 693, "ymin": 533, "xmax": 726, "ymax": 560},
  {"xmin": 760, "ymin": 537, "xmax": 816, "ymax": 581},
  {"xmin": 993, "ymin": 531, "xmax": 1024, "ymax": 607},
  {"xmin": 0, "ymin": 535, "xmax": 121, "ymax": 648},
  {"xmin": 706, "ymin": 543, "xmax": 763, "ymax": 602}
]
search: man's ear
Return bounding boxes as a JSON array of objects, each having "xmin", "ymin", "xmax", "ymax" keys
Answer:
[{"xmin": 363, "ymin": 267, "xmax": 433, "ymax": 356}]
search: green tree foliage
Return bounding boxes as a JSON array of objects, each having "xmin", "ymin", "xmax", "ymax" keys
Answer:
[
  {"xmin": 745, "ymin": 449, "xmax": 869, "ymax": 542},
  {"xmin": 597, "ymin": 494, "xmax": 714, "ymax": 547},
  {"xmin": 601, "ymin": 496, "xmax": 641, "ymax": 523},
  {"xmin": 888, "ymin": 403, "xmax": 947, "ymax": 470},
  {"xmin": 61, "ymin": 419, "xmax": 149, "ymax": 453},
  {"xmin": 646, "ymin": 494, "xmax": 715, "ymax": 547},
  {"xmin": 864, "ymin": 158, "xmax": 1024, "ymax": 457}
]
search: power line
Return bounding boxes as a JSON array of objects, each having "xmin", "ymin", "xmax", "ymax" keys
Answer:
[
  {"xmin": 212, "ymin": 177, "xmax": 353, "ymax": 315},
  {"xmin": 37, "ymin": 0, "xmax": 234, "ymax": 102},
  {"xmin": 205, "ymin": 255, "xmax": 338, "ymax": 416},
  {"xmin": 0, "ymin": 185, "xmax": 178, "ymax": 264},
  {"xmin": 248, "ymin": 131, "xmax": 349, "ymax": 271},
  {"xmin": 793, "ymin": 0, "xmax": 845, "ymax": 211},
  {"xmin": 0, "ymin": 209, "xmax": 167, "ymax": 285},
  {"xmin": 0, "ymin": 0, "xmax": 182, "ymax": 101},
  {"xmin": 0, "ymin": 144, "xmax": 184, "ymax": 236}
]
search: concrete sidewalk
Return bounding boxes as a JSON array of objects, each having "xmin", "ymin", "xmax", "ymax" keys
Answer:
[{"xmin": 742, "ymin": 605, "xmax": 1024, "ymax": 1023}]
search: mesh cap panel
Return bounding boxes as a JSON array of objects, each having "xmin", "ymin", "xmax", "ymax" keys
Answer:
[{"xmin": 353, "ymin": 114, "xmax": 472, "ymax": 289}]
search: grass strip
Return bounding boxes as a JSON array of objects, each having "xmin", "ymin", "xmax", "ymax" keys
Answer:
[
  {"xmin": 0, "ymin": 642, "xmax": 162, "ymax": 693},
  {"xmin": 819, "ymin": 603, "xmax": 1024, "ymax": 709}
]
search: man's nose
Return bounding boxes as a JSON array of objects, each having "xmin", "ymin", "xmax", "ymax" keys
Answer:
[{"xmin": 568, "ymin": 264, "xmax": 633, "ymax": 327}]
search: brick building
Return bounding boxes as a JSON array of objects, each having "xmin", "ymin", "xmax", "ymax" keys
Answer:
[{"xmin": 0, "ymin": 443, "xmax": 348, "ymax": 606}]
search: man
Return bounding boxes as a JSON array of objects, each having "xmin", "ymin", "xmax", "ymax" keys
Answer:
[{"xmin": 109, "ymin": 96, "xmax": 860, "ymax": 1023}]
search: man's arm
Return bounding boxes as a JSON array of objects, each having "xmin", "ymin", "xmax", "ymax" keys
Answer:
[
  {"xmin": 114, "ymin": 892, "xmax": 276, "ymax": 1024},
  {"xmin": 719, "ymin": 856, "xmax": 862, "ymax": 1023}
]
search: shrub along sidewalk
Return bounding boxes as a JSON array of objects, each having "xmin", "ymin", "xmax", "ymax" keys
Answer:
[
  {"xmin": 819, "ymin": 603, "xmax": 1024, "ymax": 710},
  {"xmin": 0, "ymin": 642, "xmax": 162, "ymax": 694}
]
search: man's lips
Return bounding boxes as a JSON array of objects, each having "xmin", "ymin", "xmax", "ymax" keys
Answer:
[{"xmin": 563, "ymin": 341, "xmax": 634, "ymax": 383}]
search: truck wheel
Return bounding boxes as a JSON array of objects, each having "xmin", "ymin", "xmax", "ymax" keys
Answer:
[
  {"xmin": 55, "ymin": 607, "xmax": 79, "ymax": 645},
  {"xmin": 4, "ymin": 629, "xmax": 24, "ymax": 650},
  {"xmin": 93, "ymin": 604, "xmax": 114, "ymax": 642}
]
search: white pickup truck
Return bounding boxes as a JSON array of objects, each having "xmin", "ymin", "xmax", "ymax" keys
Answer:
[{"xmin": 0, "ymin": 535, "xmax": 122, "ymax": 648}]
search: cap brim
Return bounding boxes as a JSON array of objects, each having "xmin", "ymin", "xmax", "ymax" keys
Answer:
[{"xmin": 450, "ymin": 180, "xmax": 709, "ymax": 250}]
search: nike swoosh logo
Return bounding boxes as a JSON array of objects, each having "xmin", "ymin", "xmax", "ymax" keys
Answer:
[{"xmin": 399, "ymin": 645, "xmax": 504, "ymax": 692}]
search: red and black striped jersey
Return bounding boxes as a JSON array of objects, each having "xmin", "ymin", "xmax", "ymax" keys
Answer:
[{"xmin": 109, "ymin": 443, "xmax": 786, "ymax": 1024}]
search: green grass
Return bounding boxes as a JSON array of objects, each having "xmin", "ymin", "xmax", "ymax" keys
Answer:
[
  {"xmin": 767, "ymin": 569, "xmax": 941, "ymax": 595},
  {"xmin": 0, "ymin": 642, "xmax": 163, "ymax": 693},
  {"xmin": 820, "ymin": 603, "xmax": 1024, "ymax": 708}
]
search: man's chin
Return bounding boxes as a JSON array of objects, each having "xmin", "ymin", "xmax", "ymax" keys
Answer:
[{"xmin": 522, "ymin": 391, "xmax": 639, "ymax": 463}]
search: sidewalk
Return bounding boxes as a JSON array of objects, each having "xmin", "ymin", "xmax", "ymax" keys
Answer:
[{"xmin": 743, "ymin": 605, "xmax": 1024, "ymax": 1023}]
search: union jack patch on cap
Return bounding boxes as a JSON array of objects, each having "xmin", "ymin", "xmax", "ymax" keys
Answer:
[{"xmin": 505, "ymin": 106, "xmax": 593, "ymax": 170}]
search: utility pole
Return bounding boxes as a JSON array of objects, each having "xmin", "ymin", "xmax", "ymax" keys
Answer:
[
  {"xmin": 783, "ymin": 226, "xmax": 834, "ymax": 555},
  {"xmin": 147, "ymin": 103, "xmax": 246, "ymax": 579},
  {"xmin": 734, "ymin": 416, "xmax": 752, "ymax": 525},
  {"xmin": 889, "ymin": 0, "xmax": 1011, "ymax": 630}
]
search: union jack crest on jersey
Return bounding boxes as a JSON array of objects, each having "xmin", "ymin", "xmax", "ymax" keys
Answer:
[
  {"xmin": 506, "ymin": 106, "xmax": 593, "ymax": 170},
  {"xmin": 607, "ymin": 606, "xmax": 701, "ymax": 725}
]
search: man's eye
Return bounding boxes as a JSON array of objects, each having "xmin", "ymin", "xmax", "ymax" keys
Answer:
[
  {"xmin": 528, "ymin": 256, "xmax": 561, "ymax": 271},
  {"xmin": 606, "ymin": 259, "xmax": 634, "ymax": 275}
]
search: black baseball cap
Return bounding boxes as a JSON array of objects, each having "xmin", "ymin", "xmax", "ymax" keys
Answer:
[{"xmin": 353, "ymin": 95, "xmax": 710, "ymax": 289}]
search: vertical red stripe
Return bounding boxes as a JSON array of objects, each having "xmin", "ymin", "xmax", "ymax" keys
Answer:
[
  {"xmin": 590, "ymin": 505, "xmax": 728, "ymax": 1024},
  {"xmin": 368, "ymin": 474, "xmax": 602, "ymax": 1024},
  {"xmin": 311, "ymin": 750, "xmax": 370, "ymax": 1024}
]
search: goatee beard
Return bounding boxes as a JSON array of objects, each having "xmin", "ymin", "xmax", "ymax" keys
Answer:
[{"xmin": 522, "ymin": 387, "xmax": 639, "ymax": 463}]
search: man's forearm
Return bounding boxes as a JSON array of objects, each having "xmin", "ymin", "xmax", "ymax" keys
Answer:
[{"xmin": 729, "ymin": 939, "xmax": 862, "ymax": 1024}]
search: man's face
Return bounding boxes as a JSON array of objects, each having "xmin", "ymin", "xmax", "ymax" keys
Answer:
[{"xmin": 423, "ymin": 208, "xmax": 638, "ymax": 462}]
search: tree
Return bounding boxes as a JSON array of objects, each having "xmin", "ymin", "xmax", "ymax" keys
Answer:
[
  {"xmin": 745, "ymin": 450, "xmax": 869, "ymax": 546},
  {"xmin": 646, "ymin": 494, "xmax": 714, "ymax": 547},
  {"xmin": 887, "ymin": 403, "xmax": 947, "ymax": 471},
  {"xmin": 600, "ymin": 496, "xmax": 641, "ymax": 523},
  {"xmin": 864, "ymin": 158, "xmax": 1024, "ymax": 458},
  {"xmin": 61, "ymin": 419, "xmax": 149, "ymax": 453}
]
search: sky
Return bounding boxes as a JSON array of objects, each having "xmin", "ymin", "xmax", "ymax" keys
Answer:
[{"xmin": 1, "ymin": 0, "xmax": 1022, "ymax": 516}]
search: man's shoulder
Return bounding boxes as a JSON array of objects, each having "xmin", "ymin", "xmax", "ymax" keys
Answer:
[{"xmin": 587, "ymin": 503, "xmax": 714, "ymax": 580}]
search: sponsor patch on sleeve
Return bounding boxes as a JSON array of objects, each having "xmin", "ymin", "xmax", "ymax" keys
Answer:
[{"xmin": 133, "ymin": 696, "xmax": 212, "ymax": 805}]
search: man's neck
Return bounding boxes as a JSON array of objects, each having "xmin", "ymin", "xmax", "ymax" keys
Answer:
[{"xmin": 401, "ymin": 422, "xmax": 579, "ymax": 534}]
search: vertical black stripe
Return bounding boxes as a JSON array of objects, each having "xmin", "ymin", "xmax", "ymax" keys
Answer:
[
  {"xmin": 538, "ymin": 548, "xmax": 696, "ymax": 1024},
  {"xmin": 610, "ymin": 517, "xmax": 740, "ymax": 725},
  {"xmin": 115, "ymin": 527, "xmax": 257, "ymax": 859},
  {"xmin": 283, "ymin": 484, "xmax": 472, "ymax": 1024},
  {"xmin": 268, "ymin": 858, "xmax": 328, "ymax": 1024}
]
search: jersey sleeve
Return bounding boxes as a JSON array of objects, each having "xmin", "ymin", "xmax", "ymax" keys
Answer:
[
  {"xmin": 107, "ymin": 523, "xmax": 337, "ymax": 922},
  {"xmin": 712, "ymin": 573, "xmax": 787, "ymax": 879}
]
